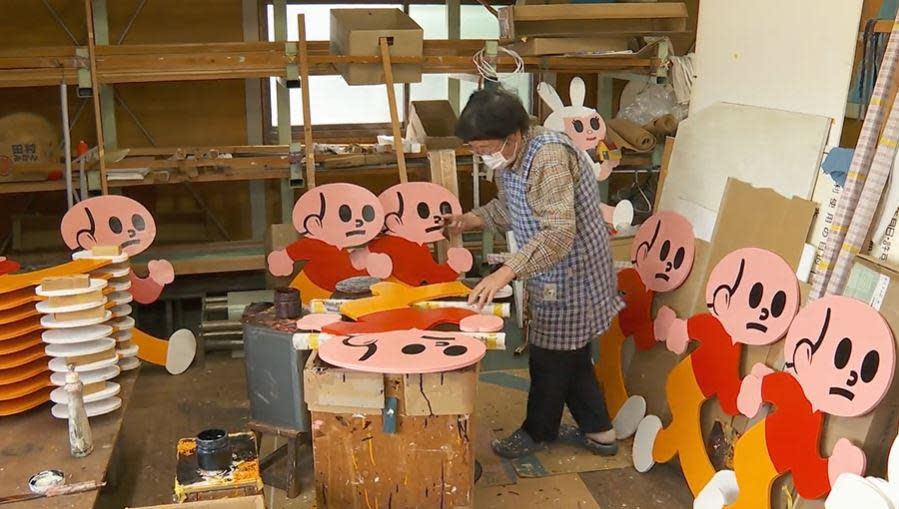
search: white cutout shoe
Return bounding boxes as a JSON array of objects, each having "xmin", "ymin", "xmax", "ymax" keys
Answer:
[
  {"xmin": 613, "ymin": 395, "xmax": 646, "ymax": 439},
  {"xmin": 694, "ymin": 470, "xmax": 738, "ymax": 509},
  {"xmin": 826, "ymin": 474, "xmax": 892, "ymax": 509},
  {"xmin": 166, "ymin": 328, "xmax": 197, "ymax": 375},
  {"xmin": 633, "ymin": 414, "xmax": 662, "ymax": 472}
]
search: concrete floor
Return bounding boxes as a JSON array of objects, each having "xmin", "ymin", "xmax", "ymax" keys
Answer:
[{"xmin": 96, "ymin": 353, "xmax": 693, "ymax": 509}]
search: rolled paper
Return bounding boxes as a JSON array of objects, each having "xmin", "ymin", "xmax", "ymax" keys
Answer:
[
  {"xmin": 607, "ymin": 118, "xmax": 656, "ymax": 153},
  {"xmin": 412, "ymin": 301, "xmax": 510, "ymax": 318},
  {"xmin": 643, "ymin": 114, "xmax": 679, "ymax": 137}
]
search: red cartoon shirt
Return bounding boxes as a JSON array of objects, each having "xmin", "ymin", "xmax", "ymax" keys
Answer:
[
  {"xmin": 323, "ymin": 307, "xmax": 475, "ymax": 335},
  {"xmin": 285, "ymin": 238, "xmax": 364, "ymax": 291},
  {"xmin": 368, "ymin": 236, "xmax": 458, "ymax": 287},
  {"xmin": 762, "ymin": 371, "xmax": 829, "ymax": 499},
  {"xmin": 617, "ymin": 268, "xmax": 655, "ymax": 351},
  {"xmin": 687, "ymin": 313, "xmax": 743, "ymax": 416},
  {"xmin": 0, "ymin": 259, "xmax": 19, "ymax": 276}
]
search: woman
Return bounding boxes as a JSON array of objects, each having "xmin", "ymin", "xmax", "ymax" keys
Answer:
[{"xmin": 445, "ymin": 88, "xmax": 624, "ymax": 458}]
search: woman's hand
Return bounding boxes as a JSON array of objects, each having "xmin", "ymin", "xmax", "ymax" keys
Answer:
[
  {"xmin": 468, "ymin": 266, "xmax": 516, "ymax": 309},
  {"xmin": 442, "ymin": 212, "xmax": 484, "ymax": 234}
]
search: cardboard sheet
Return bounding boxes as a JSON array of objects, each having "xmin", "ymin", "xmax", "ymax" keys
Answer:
[
  {"xmin": 690, "ymin": 0, "xmax": 862, "ymax": 148},
  {"xmin": 658, "ymin": 103, "xmax": 829, "ymax": 239},
  {"xmin": 475, "ymin": 474, "xmax": 601, "ymax": 509}
]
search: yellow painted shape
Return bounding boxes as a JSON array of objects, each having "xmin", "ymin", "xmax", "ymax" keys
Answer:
[
  {"xmin": 290, "ymin": 270, "xmax": 333, "ymax": 305},
  {"xmin": 0, "ymin": 371, "xmax": 51, "ymax": 401},
  {"xmin": 0, "ymin": 302, "xmax": 38, "ymax": 326},
  {"xmin": 132, "ymin": 328, "xmax": 168, "ymax": 366},
  {"xmin": 727, "ymin": 421, "xmax": 779, "ymax": 509},
  {"xmin": 0, "ymin": 317, "xmax": 42, "ymax": 342},
  {"xmin": 0, "ymin": 258, "xmax": 111, "ymax": 294},
  {"xmin": 0, "ymin": 387, "xmax": 51, "ymax": 416},
  {"xmin": 339, "ymin": 281, "xmax": 470, "ymax": 320},
  {"xmin": 652, "ymin": 359, "xmax": 715, "ymax": 497},
  {"xmin": 0, "ymin": 288, "xmax": 39, "ymax": 312},
  {"xmin": 0, "ymin": 344, "xmax": 46, "ymax": 370},
  {"xmin": 595, "ymin": 316, "xmax": 628, "ymax": 417}
]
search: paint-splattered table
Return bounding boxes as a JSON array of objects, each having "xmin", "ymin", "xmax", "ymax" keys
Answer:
[{"xmin": 0, "ymin": 370, "xmax": 137, "ymax": 508}]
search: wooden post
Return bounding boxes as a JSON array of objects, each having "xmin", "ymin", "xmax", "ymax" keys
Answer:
[
  {"xmin": 297, "ymin": 14, "xmax": 315, "ymax": 189},
  {"xmin": 85, "ymin": 0, "xmax": 108, "ymax": 194},
  {"xmin": 379, "ymin": 37, "xmax": 408, "ymax": 183},
  {"xmin": 428, "ymin": 149, "xmax": 461, "ymax": 263}
]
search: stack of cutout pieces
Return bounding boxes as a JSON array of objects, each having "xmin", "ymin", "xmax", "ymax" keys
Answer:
[
  {"xmin": 0, "ymin": 257, "xmax": 113, "ymax": 416},
  {"xmin": 35, "ymin": 271, "xmax": 123, "ymax": 419},
  {"xmin": 73, "ymin": 250, "xmax": 141, "ymax": 372}
]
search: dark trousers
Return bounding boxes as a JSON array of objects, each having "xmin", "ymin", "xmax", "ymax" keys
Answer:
[{"xmin": 522, "ymin": 343, "xmax": 613, "ymax": 442}]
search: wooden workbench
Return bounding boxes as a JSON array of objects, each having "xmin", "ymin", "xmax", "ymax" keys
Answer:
[{"xmin": 0, "ymin": 370, "xmax": 138, "ymax": 509}]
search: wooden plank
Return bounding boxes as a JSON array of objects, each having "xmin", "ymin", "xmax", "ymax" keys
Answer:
[
  {"xmin": 428, "ymin": 149, "xmax": 462, "ymax": 263},
  {"xmin": 298, "ymin": 14, "xmax": 315, "ymax": 189},
  {"xmin": 380, "ymin": 37, "xmax": 408, "ymax": 184},
  {"xmin": 85, "ymin": 0, "xmax": 108, "ymax": 194},
  {"xmin": 654, "ymin": 136, "xmax": 675, "ymax": 211},
  {"xmin": 0, "ymin": 371, "xmax": 137, "ymax": 509},
  {"xmin": 512, "ymin": 2, "xmax": 688, "ymax": 21}
]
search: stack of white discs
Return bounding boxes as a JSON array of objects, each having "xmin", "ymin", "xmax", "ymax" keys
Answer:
[
  {"xmin": 35, "ymin": 276, "xmax": 122, "ymax": 419},
  {"xmin": 72, "ymin": 251, "xmax": 141, "ymax": 372}
]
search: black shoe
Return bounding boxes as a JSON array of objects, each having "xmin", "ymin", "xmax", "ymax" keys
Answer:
[
  {"xmin": 491, "ymin": 428, "xmax": 546, "ymax": 459},
  {"xmin": 559, "ymin": 424, "xmax": 619, "ymax": 456}
]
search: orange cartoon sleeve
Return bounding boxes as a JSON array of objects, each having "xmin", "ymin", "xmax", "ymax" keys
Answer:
[
  {"xmin": 370, "ymin": 237, "xmax": 459, "ymax": 286},
  {"xmin": 686, "ymin": 313, "xmax": 743, "ymax": 415},
  {"xmin": 285, "ymin": 237, "xmax": 328, "ymax": 262},
  {"xmin": 130, "ymin": 272, "xmax": 164, "ymax": 305}
]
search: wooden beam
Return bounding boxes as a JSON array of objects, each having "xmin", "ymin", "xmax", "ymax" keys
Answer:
[
  {"xmin": 85, "ymin": 0, "xmax": 108, "ymax": 194},
  {"xmin": 428, "ymin": 149, "xmax": 461, "ymax": 263},
  {"xmin": 380, "ymin": 37, "xmax": 408, "ymax": 184},
  {"xmin": 298, "ymin": 14, "xmax": 315, "ymax": 189},
  {"xmin": 510, "ymin": 2, "xmax": 688, "ymax": 22}
]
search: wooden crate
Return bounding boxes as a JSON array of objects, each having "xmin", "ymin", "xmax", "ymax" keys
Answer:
[
  {"xmin": 330, "ymin": 8, "xmax": 423, "ymax": 86},
  {"xmin": 305, "ymin": 351, "xmax": 477, "ymax": 509},
  {"xmin": 498, "ymin": 2, "xmax": 688, "ymax": 41}
]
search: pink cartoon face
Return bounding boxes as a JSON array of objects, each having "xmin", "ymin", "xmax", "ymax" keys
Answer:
[
  {"xmin": 705, "ymin": 248, "xmax": 800, "ymax": 346},
  {"xmin": 380, "ymin": 182, "xmax": 462, "ymax": 245},
  {"xmin": 631, "ymin": 211, "xmax": 696, "ymax": 292},
  {"xmin": 292, "ymin": 183, "xmax": 384, "ymax": 249},
  {"xmin": 317, "ymin": 329, "xmax": 486, "ymax": 374},
  {"xmin": 785, "ymin": 296, "xmax": 895, "ymax": 417},
  {"xmin": 563, "ymin": 113, "xmax": 606, "ymax": 152},
  {"xmin": 60, "ymin": 195, "xmax": 157, "ymax": 256}
]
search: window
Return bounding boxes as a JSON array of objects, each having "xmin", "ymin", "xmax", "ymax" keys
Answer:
[{"xmin": 266, "ymin": 4, "xmax": 531, "ymax": 126}]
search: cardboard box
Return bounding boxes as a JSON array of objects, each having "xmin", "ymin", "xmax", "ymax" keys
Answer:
[
  {"xmin": 507, "ymin": 36, "xmax": 631, "ymax": 56},
  {"xmin": 330, "ymin": 8, "xmax": 423, "ymax": 86},
  {"xmin": 405, "ymin": 100, "xmax": 462, "ymax": 150},
  {"xmin": 498, "ymin": 2, "xmax": 688, "ymax": 41},
  {"xmin": 127, "ymin": 495, "xmax": 265, "ymax": 509}
]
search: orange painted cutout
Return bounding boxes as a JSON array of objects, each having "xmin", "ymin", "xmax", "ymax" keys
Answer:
[
  {"xmin": 596, "ymin": 316, "xmax": 629, "ymax": 417},
  {"xmin": 323, "ymin": 307, "xmax": 475, "ymax": 335},
  {"xmin": 0, "ymin": 302, "xmax": 39, "ymax": 326},
  {"xmin": 0, "ymin": 316, "xmax": 42, "ymax": 342},
  {"xmin": 726, "ymin": 421, "xmax": 780, "ymax": 509},
  {"xmin": 290, "ymin": 269, "xmax": 337, "ymax": 305},
  {"xmin": 0, "ymin": 387, "xmax": 51, "ymax": 416},
  {"xmin": 0, "ymin": 371, "xmax": 52, "ymax": 401},
  {"xmin": 0, "ymin": 288, "xmax": 39, "ymax": 312},
  {"xmin": 131, "ymin": 328, "xmax": 166, "ymax": 366},
  {"xmin": 339, "ymin": 281, "xmax": 470, "ymax": 320},
  {"xmin": 617, "ymin": 268, "xmax": 655, "ymax": 351},
  {"xmin": 130, "ymin": 273, "xmax": 165, "ymax": 305},
  {"xmin": 60, "ymin": 195, "xmax": 157, "ymax": 257},
  {"xmin": 0, "ymin": 258, "xmax": 19, "ymax": 275},
  {"xmin": 631, "ymin": 211, "xmax": 696, "ymax": 293},
  {"xmin": 0, "ymin": 258, "xmax": 110, "ymax": 294},
  {"xmin": 0, "ymin": 331, "xmax": 42, "ymax": 356},
  {"xmin": 652, "ymin": 360, "xmax": 715, "ymax": 496},
  {"xmin": 0, "ymin": 344, "xmax": 46, "ymax": 370},
  {"xmin": 0, "ymin": 358, "xmax": 49, "ymax": 386},
  {"xmin": 368, "ymin": 236, "xmax": 467, "ymax": 287}
]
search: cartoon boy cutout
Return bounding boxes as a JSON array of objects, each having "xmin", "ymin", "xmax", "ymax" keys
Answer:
[
  {"xmin": 632, "ymin": 248, "xmax": 801, "ymax": 497},
  {"xmin": 367, "ymin": 182, "xmax": 473, "ymax": 287},
  {"xmin": 60, "ymin": 195, "xmax": 173, "ymax": 305},
  {"xmin": 695, "ymin": 295, "xmax": 895, "ymax": 509},
  {"xmin": 595, "ymin": 211, "xmax": 696, "ymax": 439},
  {"xmin": 268, "ymin": 183, "xmax": 390, "ymax": 304},
  {"xmin": 0, "ymin": 257, "xmax": 19, "ymax": 275}
]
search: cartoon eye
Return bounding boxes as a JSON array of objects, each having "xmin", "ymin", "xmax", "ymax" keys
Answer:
[
  {"xmin": 417, "ymin": 202, "xmax": 430, "ymax": 219},
  {"xmin": 109, "ymin": 216, "xmax": 123, "ymax": 234},
  {"xmin": 861, "ymin": 351, "xmax": 880, "ymax": 383},
  {"xmin": 673, "ymin": 247, "xmax": 685, "ymax": 269},
  {"xmin": 444, "ymin": 345, "xmax": 468, "ymax": 356},
  {"xmin": 572, "ymin": 120, "xmax": 584, "ymax": 133},
  {"xmin": 439, "ymin": 201, "xmax": 453, "ymax": 215},
  {"xmin": 590, "ymin": 117, "xmax": 601, "ymax": 130},
  {"xmin": 834, "ymin": 338, "xmax": 852, "ymax": 369},
  {"xmin": 132, "ymin": 214, "xmax": 146, "ymax": 231},
  {"xmin": 748, "ymin": 283, "xmax": 764, "ymax": 309},
  {"xmin": 362, "ymin": 205, "xmax": 375, "ymax": 222},
  {"xmin": 770, "ymin": 291, "xmax": 787, "ymax": 318},
  {"xmin": 402, "ymin": 344, "xmax": 426, "ymax": 355},
  {"xmin": 659, "ymin": 240, "xmax": 671, "ymax": 261},
  {"xmin": 339, "ymin": 205, "xmax": 352, "ymax": 222}
]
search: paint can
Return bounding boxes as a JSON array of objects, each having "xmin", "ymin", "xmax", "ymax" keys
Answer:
[
  {"xmin": 195, "ymin": 429, "xmax": 232, "ymax": 472},
  {"xmin": 273, "ymin": 287, "xmax": 301, "ymax": 320}
]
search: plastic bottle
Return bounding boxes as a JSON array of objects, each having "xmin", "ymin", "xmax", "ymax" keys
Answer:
[{"xmin": 65, "ymin": 369, "xmax": 93, "ymax": 458}]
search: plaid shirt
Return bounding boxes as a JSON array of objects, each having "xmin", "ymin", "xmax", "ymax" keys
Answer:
[{"xmin": 475, "ymin": 127, "xmax": 623, "ymax": 350}]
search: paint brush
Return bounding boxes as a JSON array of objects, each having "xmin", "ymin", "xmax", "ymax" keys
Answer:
[{"xmin": 0, "ymin": 480, "xmax": 105, "ymax": 505}]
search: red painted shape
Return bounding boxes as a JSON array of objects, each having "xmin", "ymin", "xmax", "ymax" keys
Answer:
[
  {"xmin": 130, "ymin": 273, "xmax": 164, "ymax": 305},
  {"xmin": 617, "ymin": 268, "xmax": 655, "ymax": 351},
  {"xmin": 0, "ymin": 259, "xmax": 19, "ymax": 276},
  {"xmin": 687, "ymin": 313, "xmax": 743, "ymax": 416},
  {"xmin": 368, "ymin": 236, "xmax": 459, "ymax": 287},
  {"xmin": 285, "ymin": 237, "xmax": 365, "ymax": 291},
  {"xmin": 322, "ymin": 307, "xmax": 476, "ymax": 335},
  {"xmin": 762, "ymin": 371, "xmax": 830, "ymax": 499}
]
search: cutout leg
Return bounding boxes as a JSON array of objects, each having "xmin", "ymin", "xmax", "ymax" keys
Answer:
[
  {"xmin": 595, "ymin": 317, "xmax": 629, "ymax": 417},
  {"xmin": 290, "ymin": 271, "xmax": 333, "ymax": 305},
  {"xmin": 726, "ymin": 422, "xmax": 779, "ymax": 509}
]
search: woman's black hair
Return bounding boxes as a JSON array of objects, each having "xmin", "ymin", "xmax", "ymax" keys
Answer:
[{"xmin": 455, "ymin": 88, "xmax": 531, "ymax": 142}]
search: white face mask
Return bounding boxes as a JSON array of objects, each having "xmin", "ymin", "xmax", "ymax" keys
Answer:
[{"xmin": 481, "ymin": 138, "xmax": 512, "ymax": 170}]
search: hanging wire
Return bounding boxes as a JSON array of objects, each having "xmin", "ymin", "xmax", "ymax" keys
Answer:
[{"xmin": 472, "ymin": 46, "xmax": 525, "ymax": 83}]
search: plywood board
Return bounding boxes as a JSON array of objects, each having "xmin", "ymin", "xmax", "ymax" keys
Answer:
[
  {"xmin": 690, "ymin": 0, "xmax": 862, "ymax": 148},
  {"xmin": 659, "ymin": 103, "xmax": 829, "ymax": 239},
  {"xmin": 475, "ymin": 474, "xmax": 601, "ymax": 509}
]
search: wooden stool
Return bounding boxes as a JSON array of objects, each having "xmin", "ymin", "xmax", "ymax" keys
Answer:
[{"xmin": 249, "ymin": 420, "xmax": 306, "ymax": 499}]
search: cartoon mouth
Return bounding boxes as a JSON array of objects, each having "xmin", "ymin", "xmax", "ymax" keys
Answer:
[
  {"xmin": 654, "ymin": 273, "xmax": 670, "ymax": 281},
  {"xmin": 829, "ymin": 387, "xmax": 855, "ymax": 400},
  {"xmin": 746, "ymin": 322, "xmax": 768, "ymax": 332},
  {"xmin": 121, "ymin": 239, "xmax": 141, "ymax": 248},
  {"xmin": 425, "ymin": 225, "xmax": 444, "ymax": 233},
  {"xmin": 586, "ymin": 136, "xmax": 598, "ymax": 141},
  {"xmin": 346, "ymin": 230, "xmax": 366, "ymax": 237}
]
